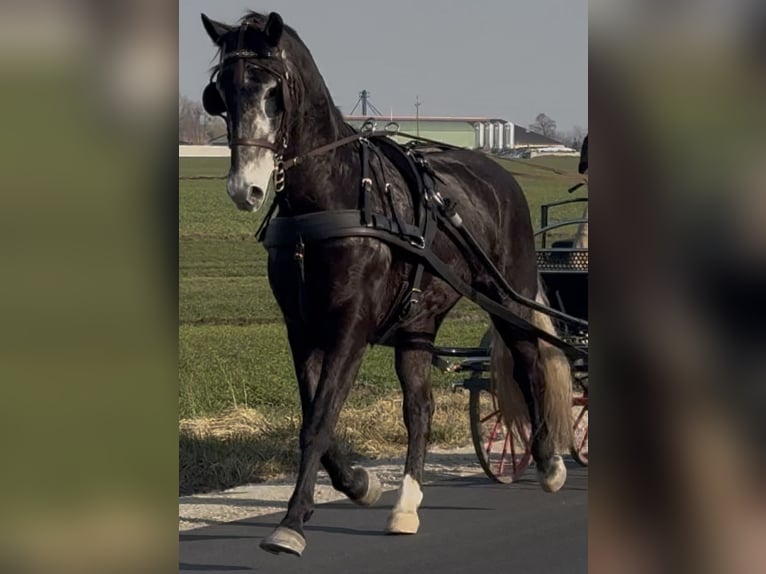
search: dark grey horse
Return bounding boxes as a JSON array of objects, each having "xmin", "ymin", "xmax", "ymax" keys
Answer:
[{"xmin": 201, "ymin": 11, "xmax": 573, "ymax": 557}]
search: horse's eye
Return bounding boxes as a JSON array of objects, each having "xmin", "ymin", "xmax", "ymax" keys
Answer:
[{"xmin": 264, "ymin": 87, "xmax": 281, "ymax": 117}]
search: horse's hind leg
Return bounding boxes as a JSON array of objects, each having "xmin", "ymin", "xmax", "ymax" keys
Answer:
[
  {"xmin": 287, "ymin": 325, "xmax": 381, "ymax": 506},
  {"xmin": 387, "ymin": 332, "xmax": 435, "ymax": 534},
  {"xmin": 491, "ymin": 319, "xmax": 567, "ymax": 492},
  {"xmin": 260, "ymin": 322, "xmax": 371, "ymax": 556}
]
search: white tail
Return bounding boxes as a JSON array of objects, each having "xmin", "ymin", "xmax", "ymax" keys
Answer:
[{"xmin": 490, "ymin": 279, "xmax": 573, "ymax": 454}]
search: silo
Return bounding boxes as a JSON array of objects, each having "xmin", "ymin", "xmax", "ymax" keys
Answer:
[
  {"xmin": 476, "ymin": 123, "xmax": 485, "ymax": 149},
  {"xmin": 496, "ymin": 122, "xmax": 504, "ymax": 150},
  {"xmin": 504, "ymin": 123, "xmax": 513, "ymax": 150},
  {"xmin": 487, "ymin": 122, "xmax": 494, "ymax": 150}
]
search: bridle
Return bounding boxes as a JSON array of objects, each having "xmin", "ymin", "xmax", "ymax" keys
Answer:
[
  {"xmin": 202, "ymin": 20, "xmax": 399, "ymax": 194},
  {"xmin": 203, "ymin": 20, "xmax": 294, "ymax": 190}
]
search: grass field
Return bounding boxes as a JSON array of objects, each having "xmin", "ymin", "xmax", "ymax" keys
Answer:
[{"xmin": 179, "ymin": 152, "xmax": 586, "ymax": 493}]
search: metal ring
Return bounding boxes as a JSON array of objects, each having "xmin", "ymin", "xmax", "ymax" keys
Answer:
[
  {"xmin": 409, "ymin": 236, "xmax": 426, "ymax": 249},
  {"xmin": 360, "ymin": 119, "xmax": 376, "ymax": 135}
]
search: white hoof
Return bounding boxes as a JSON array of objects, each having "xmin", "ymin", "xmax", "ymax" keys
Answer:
[
  {"xmin": 352, "ymin": 467, "xmax": 382, "ymax": 506},
  {"xmin": 386, "ymin": 511, "xmax": 420, "ymax": 535},
  {"xmin": 386, "ymin": 474, "xmax": 423, "ymax": 533},
  {"xmin": 537, "ymin": 454, "xmax": 567, "ymax": 493},
  {"xmin": 259, "ymin": 527, "xmax": 305, "ymax": 556}
]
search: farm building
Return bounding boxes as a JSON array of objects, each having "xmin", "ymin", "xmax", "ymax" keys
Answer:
[
  {"xmin": 345, "ymin": 115, "xmax": 577, "ymax": 156},
  {"xmin": 183, "ymin": 115, "xmax": 577, "ymax": 157}
]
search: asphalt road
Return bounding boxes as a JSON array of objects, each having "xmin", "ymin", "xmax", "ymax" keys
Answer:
[{"xmin": 180, "ymin": 462, "xmax": 587, "ymax": 574}]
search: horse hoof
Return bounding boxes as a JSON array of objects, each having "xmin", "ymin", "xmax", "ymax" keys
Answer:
[
  {"xmin": 259, "ymin": 527, "xmax": 306, "ymax": 556},
  {"xmin": 352, "ymin": 467, "xmax": 382, "ymax": 506},
  {"xmin": 538, "ymin": 454, "xmax": 567, "ymax": 493},
  {"xmin": 386, "ymin": 511, "xmax": 420, "ymax": 535}
]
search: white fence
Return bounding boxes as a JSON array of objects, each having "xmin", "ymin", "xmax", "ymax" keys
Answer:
[{"xmin": 179, "ymin": 145, "xmax": 230, "ymax": 158}]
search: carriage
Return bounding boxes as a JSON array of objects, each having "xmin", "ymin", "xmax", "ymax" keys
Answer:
[
  {"xmin": 200, "ymin": 10, "xmax": 588, "ymax": 556},
  {"xmin": 432, "ymin": 196, "xmax": 589, "ymax": 482}
]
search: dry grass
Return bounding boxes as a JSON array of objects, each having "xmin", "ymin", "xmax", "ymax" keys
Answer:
[{"xmin": 180, "ymin": 389, "xmax": 471, "ymax": 495}]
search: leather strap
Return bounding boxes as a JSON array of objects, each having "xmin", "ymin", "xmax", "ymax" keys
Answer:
[
  {"xmin": 262, "ymin": 212, "xmax": 586, "ymax": 360},
  {"xmin": 230, "ymin": 138, "xmax": 280, "ymax": 151}
]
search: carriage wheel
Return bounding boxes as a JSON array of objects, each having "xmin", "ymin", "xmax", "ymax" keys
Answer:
[
  {"xmin": 570, "ymin": 392, "xmax": 589, "ymax": 466},
  {"xmin": 469, "ymin": 387, "xmax": 532, "ymax": 484}
]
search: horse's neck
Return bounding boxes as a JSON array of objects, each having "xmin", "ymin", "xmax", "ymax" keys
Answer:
[{"xmin": 282, "ymin": 102, "xmax": 360, "ymax": 213}]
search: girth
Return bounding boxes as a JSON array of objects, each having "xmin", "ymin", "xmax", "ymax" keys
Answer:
[{"xmin": 262, "ymin": 210, "xmax": 424, "ymax": 247}]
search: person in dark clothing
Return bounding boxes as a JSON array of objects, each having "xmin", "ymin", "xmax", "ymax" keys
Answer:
[{"xmin": 578, "ymin": 134, "xmax": 588, "ymax": 174}]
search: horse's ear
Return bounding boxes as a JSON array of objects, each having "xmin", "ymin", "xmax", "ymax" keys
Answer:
[
  {"xmin": 201, "ymin": 13, "xmax": 230, "ymax": 45},
  {"xmin": 264, "ymin": 12, "xmax": 284, "ymax": 46}
]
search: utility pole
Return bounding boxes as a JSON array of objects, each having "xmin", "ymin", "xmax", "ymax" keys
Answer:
[{"xmin": 415, "ymin": 95, "xmax": 422, "ymax": 136}]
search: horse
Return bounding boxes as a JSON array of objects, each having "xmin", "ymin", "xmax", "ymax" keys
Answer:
[{"xmin": 200, "ymin": 11, "xmax": 573, "ymax": 557}]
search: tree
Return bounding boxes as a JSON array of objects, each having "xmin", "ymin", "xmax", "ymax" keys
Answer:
[
  {"xmin": 179, "ymin": 96, "xmax": 225, "ymax": 144},
  {"xmin": 560, "ymin": 125, "xmax": 587, "ymax": 151},
  {"xmin": 529, "ymin": 113, "xmax": 558, "ymax": 139}
]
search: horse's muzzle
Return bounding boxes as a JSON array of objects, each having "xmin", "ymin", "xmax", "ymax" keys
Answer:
[{"xmin": 229, "ymin": 184, "xmax": 265, "ymax": 212}]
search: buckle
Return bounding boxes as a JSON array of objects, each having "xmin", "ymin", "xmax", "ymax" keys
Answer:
[
  {"xmin": 409, "ymin": 236, "xmax": 426, "ymax": 249},
  {"xmin": 384, "ymin": 122, "xmax": 400, "ymax": 135},
  {"xmin": 360, "ymin": 119, "xmax": 376, "ymax": 135}
]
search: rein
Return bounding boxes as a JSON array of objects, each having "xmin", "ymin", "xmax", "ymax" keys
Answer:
[
  {"xmin": 265, "ymin": 124, "xmax": 407, "ymax": 195},
  {"xmin": 282, "ymin": 127, "xmax": 396, "ymax": 169}
]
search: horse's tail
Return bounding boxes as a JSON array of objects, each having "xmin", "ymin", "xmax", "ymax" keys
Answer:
[{"xmin": 490, "ymin": 277, "xmax": 573, "ymax": 454}]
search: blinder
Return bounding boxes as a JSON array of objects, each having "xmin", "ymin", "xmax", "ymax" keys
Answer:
[{"xmin": 202, "ymin": 80, "xmax": 226, "ymax": 117}]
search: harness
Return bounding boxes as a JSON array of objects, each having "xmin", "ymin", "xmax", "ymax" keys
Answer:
[
  {"xmin": 205, "ymin": 20, "xmax": 587, "ymax": 360},
  {"xmin": 258, "ymin": 129, "xmax": 587, "ymax": 359},
  {"xmin": 260, "ymin": 132, "xmax": 441, "ymax": 345}
]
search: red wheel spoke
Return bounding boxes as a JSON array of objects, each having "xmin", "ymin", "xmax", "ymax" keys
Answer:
[
  {"xmin": 497, "ymin": 433, "xmax": 510, "ymax": 475},
  {"xmin": 480, "ymin": 409, "xmax": 501, "ymax": 424},
  {"xmin": 485, "ymin": 417, "xmax": 502, "ymax": 456},
  {"xmin": 577, "ymin": 426, "xmax": 588, "ymax": 452},
  {"xmin": 573, "ymin": 406, "xmax": 587, "ymax": 427},
  {"xmin": 471, "ymin": 388, "xmax": 538, "ymax": 483}
]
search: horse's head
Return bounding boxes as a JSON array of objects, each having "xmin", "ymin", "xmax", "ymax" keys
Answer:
[{"xmin": 201, "ymin": 12, "xmax": 292, "ymax": 212}]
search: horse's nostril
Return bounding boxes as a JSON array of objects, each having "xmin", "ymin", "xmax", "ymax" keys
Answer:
[{"xmin": 249, "ymin": 186, "xmax": 265, "ymax": 204}]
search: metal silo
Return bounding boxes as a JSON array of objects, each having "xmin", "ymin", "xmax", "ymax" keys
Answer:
[{"xmin": 487, "ymin": 122, "xmax": 494, "ymax": 150}]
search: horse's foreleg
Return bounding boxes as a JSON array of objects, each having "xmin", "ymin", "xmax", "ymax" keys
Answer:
[
  {"xmin": 287, "ymin": 325, "xmax": 381, "ymax": 507},
  {"xmin": 387, "ymin": 334, "xmax": 435, "ymax": 535},
  {"xmin": 260, "ymin": 325, "xmax": 368, "ymax": 557}
]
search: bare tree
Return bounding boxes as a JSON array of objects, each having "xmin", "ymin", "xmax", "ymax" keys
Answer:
[
  {"xmin": 560, "ymin": 125, "xmax": 587, "ymax": 151},
  {"xmin": 179, "ymin": 96, "xmax": 216, "ymax": 144},
  {"xmin": 529, "ymin": 113, "xmax": 558, "ymax": 139}
]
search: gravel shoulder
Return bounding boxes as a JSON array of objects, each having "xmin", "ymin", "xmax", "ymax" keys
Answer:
[{"xmin": 179, "ymin": 446, "xmax": 482, "ymax": 531}]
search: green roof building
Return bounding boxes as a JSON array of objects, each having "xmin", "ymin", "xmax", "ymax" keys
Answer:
[{"xmin": 345, "ymin": 115, "xmax": 573, "ymax": 154}]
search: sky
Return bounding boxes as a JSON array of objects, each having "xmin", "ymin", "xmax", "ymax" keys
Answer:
[{"xmin": 179, "ymin": 0, "xmax": 587, "ymax": 133}]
